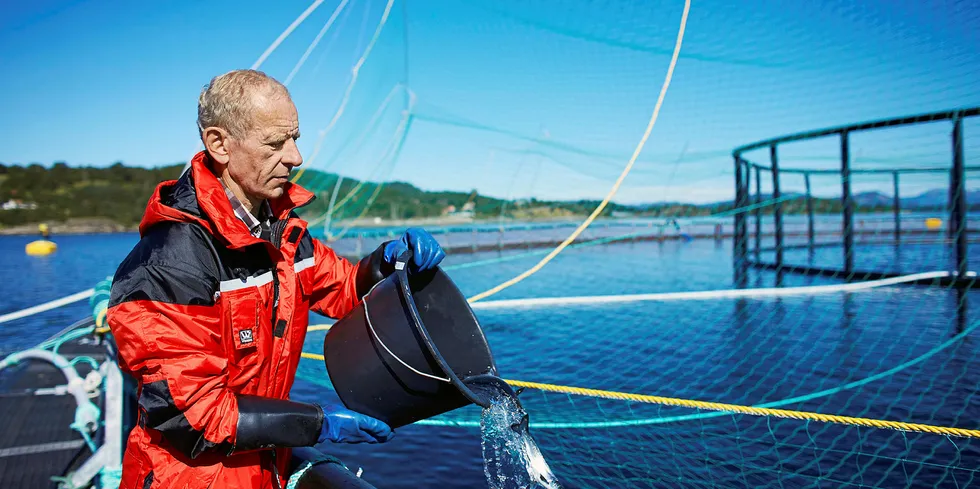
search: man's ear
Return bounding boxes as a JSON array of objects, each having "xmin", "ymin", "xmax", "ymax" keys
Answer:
[{"xmin": 203, "ymin": 127, "xmax": 232, "ymax": 165}]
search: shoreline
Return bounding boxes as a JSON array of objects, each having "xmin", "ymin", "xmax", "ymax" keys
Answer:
[
  {"xmin": 0, "ymin": 211, "xmax": 951, "ymax": 237},
  {"xmin": 0, "ymin": 219, "xmax": 138, "ymax": 236}
]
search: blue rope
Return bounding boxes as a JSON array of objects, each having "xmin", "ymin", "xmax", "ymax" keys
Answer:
[
  {"xmin": 285, "ymin": 453, "xmax": 346, "ymax": 489},
  {"xmin": 286, "ymin": 462, "xmax": 316, "ymax": 489},
  {"xmin": 37, "ymin": 326, "xmax": 95, "ymax": 353},
  {"xmin": 76, "ymin": 428, "xmax": 97, "ymax": 453},
  {"xmin": 69, "ymin": 356, "xmax": 100, "ymax": 370},
  {"xmin": 100, "ymin": 466, "xmax": 123, "ymax": 489},
  {"xmin": 70, "ymin": 402, "xmax": 101, "ymax": 452}
]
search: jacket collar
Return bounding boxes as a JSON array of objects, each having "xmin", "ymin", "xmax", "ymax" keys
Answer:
[{"xmin": 139, "ymin": 151, "xmax": 315, "ymax": 249}]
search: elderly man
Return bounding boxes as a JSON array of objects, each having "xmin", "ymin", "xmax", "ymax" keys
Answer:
[{"xmin": 107, "ymin": 69, "xmax": 445, "ymax": 488}]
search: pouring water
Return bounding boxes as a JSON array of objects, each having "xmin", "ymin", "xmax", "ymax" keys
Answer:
[{"xmin": 467, "ymin": 376, "xmax": 562, "ymax": 489}]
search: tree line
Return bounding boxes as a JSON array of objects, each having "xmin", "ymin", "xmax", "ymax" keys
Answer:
[
  {"xmin": 0, "ymin": 162, "xmax": 951, "ymax": 229},
  {"xmin": 0, "ymin": 162, "xmax": 184, "ymax": 227}
]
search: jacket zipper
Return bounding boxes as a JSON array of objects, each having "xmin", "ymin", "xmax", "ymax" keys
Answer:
[
  {"xmin": 271, "ymin": 272, "xmax": 280, "ymax": 327},
  {"xmin": 266, "ymin": 197, "xmax": 312, "ymax": 331},
  {"xmin": 267, "ymin": 218, "xmax": 292, "ymax": 400},
  {"xmin": 269, "ymin": 220, "xmax": 289, "ymax": 328}
]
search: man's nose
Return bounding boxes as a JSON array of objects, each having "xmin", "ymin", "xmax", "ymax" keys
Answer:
[{"xmin": 282, "ymin": 138, "xmax": 303, "ymax": 168}]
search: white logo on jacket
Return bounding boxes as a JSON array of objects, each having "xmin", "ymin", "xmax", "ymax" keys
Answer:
[{"xmin": 239, "ymin": 329, "xmax": 254, "ymax": 344}]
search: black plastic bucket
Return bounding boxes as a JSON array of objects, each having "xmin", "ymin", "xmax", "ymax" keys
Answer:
[{"xmin": 323, "ymin": 256, "xmax": 498, "ymax": 429}]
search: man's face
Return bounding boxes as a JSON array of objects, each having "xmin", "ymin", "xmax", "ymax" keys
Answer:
[{"xmin": 226, "ymin": 91, "xmax": 303, "ymax": 202}]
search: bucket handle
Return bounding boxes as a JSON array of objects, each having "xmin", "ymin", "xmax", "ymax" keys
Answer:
[
  {"xmin": 391, "ymin": 250, "xmax": 493, "ymax": 409},
  {"xmin": 363, "ymin": 292, "xmax": 452, "ymax": 384}
]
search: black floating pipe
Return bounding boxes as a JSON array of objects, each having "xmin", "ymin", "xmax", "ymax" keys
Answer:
[
  {"xmin": 734, "ymin": 107, "xmax": 980, "ymax": 154},
  {"xmin": 804, "ymin": 172, "xmax": 814, "ymax": 248},
  {"xmin": 289, "ymin": 448, "xmax": 378, "ymax": 489},
  {"xmin": 733, "ymin": 155, "xmax": 747, "ymax": 274},
  {"xmin": 893, "ymin": 171, "xmax": 901, "ymax": 245},
  {"xmin": 770, "ymin": 145, "xmax": 783, "ymax": 271},
  {"xmin": 951, "ymin": 116, "xmax": 968, "ymax": 278},
  {"xmin": 754, "ymin": 166, "xmax": 762, "ymax": 259},
  {"xmin": 841, "ymin": 130, "xmax": 854, "ymax": 276}
]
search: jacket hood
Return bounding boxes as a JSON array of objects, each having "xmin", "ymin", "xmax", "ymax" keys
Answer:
[{"xmin": 139, "ymin": 151, "xmax": 315, "ymax": 249}]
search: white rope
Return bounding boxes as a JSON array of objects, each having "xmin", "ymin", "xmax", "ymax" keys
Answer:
[
  {"xmin": 297, "ymin": 0, "xmax": 397, "ymax": 173},
  {"xmin": 469, "ymin": 271, "xmax": 965, "ymax": 310},
  {"xmin": 251, "ymin": 0, "xmax": 329, "ymax": 70},
  {"xmin": 284, "ymin": 0, "xmax": 352, "ymax": 85},
  {"xmin": 305, "ymin": 84, "xmax": 407, "ymax": 229},
  {"xmin": 321, "ymin": 91, "xmax": 416, "ymax": 239},
  {"xmin": 319, "ymin": 0, "xmax": 395, "ymax": 135},
  {"xmin": 361, "ymin": 279, "xmax": 451, "ymax": 383},
  {"xmin": 0, "ymin": 289, "xmax": 94, "ymax": 325},
  {"xmin": 466, "ymin": 0, "xmax": 691, "ymax": 303}
]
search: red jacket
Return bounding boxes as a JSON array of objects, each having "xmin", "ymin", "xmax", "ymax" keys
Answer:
[{"xmin": 107, "ymin": 152, "xmax": 388, "ymax": 488}]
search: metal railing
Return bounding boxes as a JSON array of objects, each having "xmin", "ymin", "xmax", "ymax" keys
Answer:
[{"xmin": 732, "ymin": 107, "xmax": 980, "ymax": 282}]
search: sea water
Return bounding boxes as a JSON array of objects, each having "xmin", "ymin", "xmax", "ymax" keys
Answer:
[
  {"xmin": 9, "ymin": 234, "xmax": 980, "ymax": 487},
  {"xmin": 467, "ymin": 376, "xmax": 562, "ymax": 489}
]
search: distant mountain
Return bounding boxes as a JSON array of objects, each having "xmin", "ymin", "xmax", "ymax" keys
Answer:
[
  {"xmin": 831, "ymin": 189, "xmax": 980, "ymax": 209},
  {"xmin": 632, "ymin": 188, "xmax": 979, "ymax": 213},
  {"xmin": 853, "ymin": 191, "xmax": 892, "ymax": 208},
  {"xmin": 900, "ymin": 188, "xmax": 980, "ymax": 209},
  {"xmin": 859, "ymin": 189, "xmax": 980, "ymax": 209}
]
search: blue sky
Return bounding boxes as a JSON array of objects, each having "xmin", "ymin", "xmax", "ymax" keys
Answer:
[{"xmin": 2, "ymin": 0, "xmax": 979, "ymax": 204}]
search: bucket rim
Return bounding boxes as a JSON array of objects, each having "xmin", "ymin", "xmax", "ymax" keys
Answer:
[{"xmin": 393, "ymin": 266, "xmax": 497, "ymax": 408}]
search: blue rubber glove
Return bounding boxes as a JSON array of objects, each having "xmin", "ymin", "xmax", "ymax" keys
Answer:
[
  {"xmin": 318, "ymin": 403, "xmax": 394, "ymax": 444},
  {"xmin": 383, "ymin": 228, "xmax": 446, "ymax": 272}
]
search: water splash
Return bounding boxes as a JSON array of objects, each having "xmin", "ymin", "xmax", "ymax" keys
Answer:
[{"xmin": 468, "ymin": 376, "xmax": 562, "ymax": 489}]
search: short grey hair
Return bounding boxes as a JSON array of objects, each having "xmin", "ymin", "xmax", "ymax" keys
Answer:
[{"xmin": 197, "ymin": 69, "xmax": 289, "ymax": 139}]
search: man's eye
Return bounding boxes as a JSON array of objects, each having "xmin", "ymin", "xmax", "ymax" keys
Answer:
[{"xmin": 269, "ymin": 141, "xmax": 285, "ymax": 150}]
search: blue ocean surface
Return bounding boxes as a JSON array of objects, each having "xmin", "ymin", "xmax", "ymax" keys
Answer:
[{"xmin": 0, "ymin": 230, "xmax": 978, "ymax": 488}]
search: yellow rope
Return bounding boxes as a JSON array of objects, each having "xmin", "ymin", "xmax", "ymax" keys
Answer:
[
  {"xmin": 94, "ymin": 309, "xmax": 110, "ymax": 334},
  {"xmin": 326, "ymin": 180, "xmax": 390, "ymax": 242},
  {"xmin": 504, "ymin": 379, "xmax": 980, "ymax": 438},
  {"xmin": 92, "ymin": 324, "xmax": 980, "ymax": 438},
  {"xmin": 293, "ymin": 347, "xmax": 980, "ymax": 438},
  {"xmin": 326, "ymin": 181, "xmax": 367, "ymax": 214},
  {"xmin": 466, "ymin": 0, "xmax": 691, "ymax": 303},
  {"xmin": 300, "ymin": 325, "xmax": 333, "ymax": 359},
  {"xmin": 179, "ymin": 0, "xmax": 974, "ymax": 438}
]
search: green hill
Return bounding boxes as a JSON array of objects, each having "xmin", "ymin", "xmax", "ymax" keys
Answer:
[
  {"xmin": 0, "ymin": 163, "xmax": 628, "ymax": 230},
  {"xmin": 0, "ymin": 161, "xmax": 928, "ymax": 232},
  {"xmin": 293, "ymin": 168, "xmax": 633, "ymax": 221},
  {"xmin": 0, "ymin": 162, "xmax": 184, "ymax": 228}
]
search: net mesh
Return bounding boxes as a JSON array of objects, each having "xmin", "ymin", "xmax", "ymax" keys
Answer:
[{"xmin": 254, "ymin": 0, "xmax": 980, "ymax": 486}]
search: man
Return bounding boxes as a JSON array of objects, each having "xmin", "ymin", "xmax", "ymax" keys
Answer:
[{"xmin": 107, "ymin": 69, "xmax": 446, "ymax": 489}]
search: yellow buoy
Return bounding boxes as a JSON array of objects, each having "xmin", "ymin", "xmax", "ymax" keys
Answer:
[
  {"xmin": 925, "ymin": 217, "xmax": 943, "ymax": 230},
  {"xmin": 26, "ymin": 240, "xmax": 57, "ymax": 256}
]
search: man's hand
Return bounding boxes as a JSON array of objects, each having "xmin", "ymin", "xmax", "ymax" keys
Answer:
[
  {"xmin": 383, "ymin": 228, "xmax": 446, "ymax": 272},
  {"xmin": 318, "ymin": 403, "xmax": 394, "ymax": 444}
]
